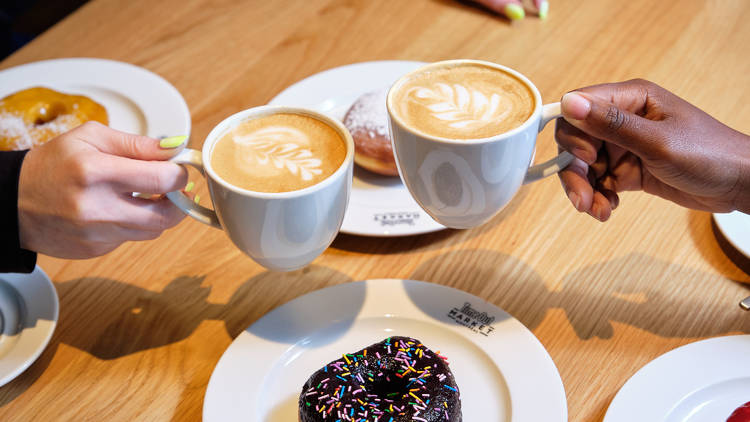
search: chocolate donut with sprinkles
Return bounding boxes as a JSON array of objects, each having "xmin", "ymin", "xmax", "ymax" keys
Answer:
[{"xmin": 298, "ymin": 336, "xmax": 461, "ymax": 421}]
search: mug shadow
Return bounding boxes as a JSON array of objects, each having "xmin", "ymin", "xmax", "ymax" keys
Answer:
[
  {"xmin": 410, "ymin": 249, "xmax": 750, "ymax": 340},
  {"xmin": 331, "ymin": 184, "xmax": 531, "ymax": 254},
  {"xmin": 0, "ymin": 264, "xmax": 353, "ymax": 408}
]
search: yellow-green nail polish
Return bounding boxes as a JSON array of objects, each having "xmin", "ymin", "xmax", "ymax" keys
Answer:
[
  {"xmin": 185, "ymin": 181, "xmax": 195, "ymax": 192},
  {"xmin": 539, "ymin": 1, "xmax": 549, "ymax": 20},
  {"xmin": 194, "ymin": 195, "xmax": 201, "ymax": 204},
  {"xmin": 505, "ymin": 4, "xmax": 525, "ymax": 20},
  {"xmin": 160, "ymin": 135, "xmax": 187, "ymax": 149}
]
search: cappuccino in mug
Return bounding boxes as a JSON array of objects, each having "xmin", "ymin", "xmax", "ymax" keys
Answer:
[
  {"xmin": 211, "ymin": 113, "xmax": 347, "ymax": 193},
  {"xmin": 387, "ymin": 60, "xmax": 573, "ymax": 229},
  {"xmin": 166, "ymin": 106, "xmax": 354, "ymax": 271},
  {"xmin": 390, "ymin": 63, "xmax": 535, "ymax": 140}
]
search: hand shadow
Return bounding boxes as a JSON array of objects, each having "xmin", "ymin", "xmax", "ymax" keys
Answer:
[
  {"xmin": 0, "ymin": 264, "xmax": 353, "ymax": 407},
  {"xmin": 410, "ymin": 249, "xmax": 750, "ymax": 340}
]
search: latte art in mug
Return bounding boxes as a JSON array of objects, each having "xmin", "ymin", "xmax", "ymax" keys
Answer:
[
  {"xmin": 391, "ymin": 64, "xmax": 535, "ymax": 139},
  {"xmin": 234, "ymin": 126, "xmax": 320, "ymax": 181},
  {"xmin": 211, "ymin": 113, "xmax": 347, "ymax": 192}
]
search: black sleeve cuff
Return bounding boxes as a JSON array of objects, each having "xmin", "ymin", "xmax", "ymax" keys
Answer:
[{"xmin": 0, "ymin": 150, "xmax": 37, "ymax": 273}]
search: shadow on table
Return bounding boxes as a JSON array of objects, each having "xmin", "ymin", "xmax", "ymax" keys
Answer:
[
  {"xmin": 410, "ymin": 249, "xmax": 750, "ymax": 340},
  {"xmin": 0, "ymin": 264, "xmax": 353, "ymax": 407}
]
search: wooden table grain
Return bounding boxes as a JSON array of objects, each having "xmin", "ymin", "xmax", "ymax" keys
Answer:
[{"xmin": 2, "ymin": 0, "xmax": 750, "ymax": 420}]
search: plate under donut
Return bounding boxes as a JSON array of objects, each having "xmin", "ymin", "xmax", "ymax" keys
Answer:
[{"xmin": 203, "ymin": 279, "xmax": 567, "ymax": 421}]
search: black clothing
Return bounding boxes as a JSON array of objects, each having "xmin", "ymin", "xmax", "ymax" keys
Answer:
[{"xmin": 0, "ymin": 150, "xmax": 36, "ymax": 273}]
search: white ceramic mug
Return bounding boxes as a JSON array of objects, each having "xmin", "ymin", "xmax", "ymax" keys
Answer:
[
  {"xmin": 166, "ymin": 106, "xmax": 354, "ymax": 271},
  {"xmin": 387, "ymin": 59, "xmax": 573, "ymax": 229}
]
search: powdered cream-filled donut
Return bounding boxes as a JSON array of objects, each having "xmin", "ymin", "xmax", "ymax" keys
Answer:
[{"xmin": 343, "ymin": 88, "xmax": 399, "ymax": 176}]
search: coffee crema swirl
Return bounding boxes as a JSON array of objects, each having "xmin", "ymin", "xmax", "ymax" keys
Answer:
[
  {"xmin": 392, "ymin": 64, "xmax": 535, "ymax": 140},
  {"xmin": 211, "ymin": 113, "xmax": 346, "ymax": 193}
]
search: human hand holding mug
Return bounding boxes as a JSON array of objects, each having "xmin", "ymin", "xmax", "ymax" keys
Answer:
[
  {"xmin": 167, "ymin": 106, "xmax": 354, "ymax": 271},
  {"xmin": 18, "ymin": 122, "xmax": 188, "ymax": 258},
  {"xmin": 556, "ymin": 79, "xmax": 750, "ymax": 221},
  {"xmin": 387, "ymin": 59, "xmax": 572, "ymax": 229}
]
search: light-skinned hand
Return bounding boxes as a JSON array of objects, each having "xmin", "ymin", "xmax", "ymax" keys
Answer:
[
  {"xmin": 470, "ymin": 0, "xmax": 548, "ymax": 20},
  {"xmin": 18, "ymin": 122, "xmax": 190, "ymax": 258},
  {"xmin": 556, "ymin": 79, "xmax": 750, "ymax": 221}
]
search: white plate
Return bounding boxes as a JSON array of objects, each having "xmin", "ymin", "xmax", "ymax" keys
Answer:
[
  {"xmin": 0, "ymin": 58, "xmax": 190, "ymax": 139},
  {"xmin": 605, "ymin": 335, "xmax": 750, "ymax": 422},
  {"xmin": 0, "ymin": 266, "xmax": 58, "ymax": 387},
  {"xmin": 269, "ymin": 61, "xmax": 446, "ymax": 237},
  {"xmin": 204, "ymin": 279, "xmax": 567, "ymax": 421},
  {"xmin": 713, "ymin": 212, "xmax": 750, "ymax": 261}
]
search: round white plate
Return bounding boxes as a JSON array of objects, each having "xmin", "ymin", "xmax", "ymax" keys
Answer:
[
  {"xmin": 0, "ymin": 266, "xmax": 58, "ymax": 387},
  {"xmin": 204, "ymin": 279, "xmax": 567, "ymax": 421},
  {"xmin": 713, "ymin": 212, "xmax": 750, "ymax": 260},
  {"xmin": 0, "ymin": 58, "xmax": 190, "ymax": 140},
  {"xmin": 605, "ymin": 335, "xmax": 750, "ymax": 422},
  {"xmin": 269, "ymin": 61, "xmax": 446, "ymax": 237}
]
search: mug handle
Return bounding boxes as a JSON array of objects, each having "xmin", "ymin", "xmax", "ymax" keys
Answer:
[
  {"xmin": 165, "ymin": 149, "xmax": 222, "ymax": 228},
  {"xmin": 523, "ymin": 102, "xmax": 574, "ymax": 184}
]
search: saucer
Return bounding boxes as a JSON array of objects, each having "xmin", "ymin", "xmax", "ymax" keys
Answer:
[
  {"xmin": 0, "ymin": 266, "xmax": 58, "ymax": 387},
  {"xmin": 203, "ymin": 279, "xmax": 567, "ymax": 421},
  {"xmin": 605, "ymin": 335, "xmax": 750, "ymax": 422},
  {"xmin": 269, "ymin": 61, "xmax": 446, "ymax": 237},
  {"xmin": 712, "ymin": 211, "xmax": 750, "ymax": 273},
  {"xmin": 0, "ymin": 58, "xmax": 191, "ymax": 140}
]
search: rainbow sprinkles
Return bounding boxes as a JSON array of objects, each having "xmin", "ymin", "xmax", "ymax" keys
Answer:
[{"xmin": 298, "ymin": 336, "xmax": 462, "ymax": 421}]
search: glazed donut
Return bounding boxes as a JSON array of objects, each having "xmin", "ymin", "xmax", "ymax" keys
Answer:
[
  {"xmin": 343, "ymin": 88, "xmax": 399, "ymax": 176},
  {"xmin": 299, "ymin": 336, "xmax": 461, "ymax": 421},
  {"xmin": 0, "ymin": 86, "xmax": 108, "ymax": 151}
]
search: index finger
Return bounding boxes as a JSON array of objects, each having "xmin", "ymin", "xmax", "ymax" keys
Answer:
[
  {"xmin": 72, "ymin": 121, "xmax": 188, "ymax": 161},
  {"xmin": 102, "ymin": 155, "xmax": 188, "ymax": 194}
]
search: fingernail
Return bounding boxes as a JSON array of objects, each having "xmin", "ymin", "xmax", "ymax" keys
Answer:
[
  {"xmin": 160, "ymin": 135, "xmax": 187, "ymax": 149},
  {"xmin": 568, "ymin": 191, "xmax": 581, "ymax": 211},
  {"xmin": 505, "ymin": 4, "xmax": 525, "ymax": 20},
  {"xmin": 561, "ymin": 92, "xmax": 591, "ymax": 121},
  {"xmin": 594, "ymin": 207, "xmax": 605, "ymax": 222},
  {"xmin": 538, "ymin": 1, "xmax": 549, "ymax": 19},
  {"xmin": 185, "ymin": 181, "xmax": 195, "ymax": 192},
  {"xmin": 609, "ymin": 195, "xmax": 619, "ymax": 210},
  {"xmin": 194, "ymin": 194, "xmax": 201, "ymax": 204}
]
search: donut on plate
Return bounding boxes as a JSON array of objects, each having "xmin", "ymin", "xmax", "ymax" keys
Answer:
[
  {"xmin": 299, "ymin": 336, "xmax": 461, "ymax": 421},
  {"xmin": 0, "ymin": 86, "xmax": 108, "ymax": 151},
  {"xmin": 343, "ymin": 88, "xmax": 399, "ymax": 176}
]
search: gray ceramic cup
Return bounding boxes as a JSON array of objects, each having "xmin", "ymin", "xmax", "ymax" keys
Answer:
[
  {"xmin": 387, "ymin": 59, "xmax": 573, "ymax": 229},
  {"xmin": 166, "ymin": 106, "xmax": 354, "ymax": 271}
]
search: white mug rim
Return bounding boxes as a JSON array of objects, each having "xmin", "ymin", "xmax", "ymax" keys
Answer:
[
  {"xmin": 202, "ymin": 105, "xmax": 354, "ymax": 199},
  {"xmin": 386, "ymin": 59, "xmax": 544, "ymax": 145}
]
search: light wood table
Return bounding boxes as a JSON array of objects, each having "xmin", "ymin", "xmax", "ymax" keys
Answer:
[{"xmin": 2, "ymin": 0, "xmax": 749, "ymax": 420}]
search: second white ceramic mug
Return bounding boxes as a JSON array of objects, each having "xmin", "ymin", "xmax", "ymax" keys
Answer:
[
  {"xmin": 387, "ymin": 59, "xmax": 573, "ymax": 229},
  {"xmin": 166, "ymin": 106, "xmax": 354, "ymax": 271}
]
